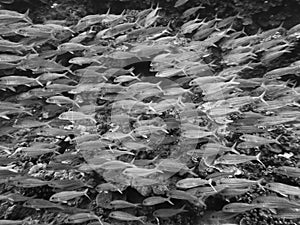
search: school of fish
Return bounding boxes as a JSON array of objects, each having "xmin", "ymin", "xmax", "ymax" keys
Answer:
[{"xmin": 0, "ymin": 1, "xmax": 300, "ymax": 225}]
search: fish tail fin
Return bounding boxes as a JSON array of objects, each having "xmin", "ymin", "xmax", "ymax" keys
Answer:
[
  {"xmin": 176, "ymin": 95, "xmax": 186, "ymax": 108},
  {"xmin": 275, "ymin": 134, "xmax": 282, "ymax": 145},
  {"xmin": 89, "ymin": 113, "xmax": 97, "ymax": 123},
  {"xmin": 7, "ymin": 86, "xmax": 16, "ymax": 92},
  {"xmin": 62, "ymin": 72, "xmax": 70, "ymax": 79},
  {"xmin": 226, "ymin": 22, "xmax": 236, "ymax": 33},
  {"xmin": 96, "ymin": 215, "xmax": 103, "ymax": 225},
  {"xmin": 1, "ymin": 114, "xmax": 10, "ymax": 120},
  {"xmin": 84, "ymin": 188, "xmax": 91, "ymax": 200},
  {"xmin": 256, "ymin": 152, "xmax": 265, "ymax": 168},
  {"xmin": 73, "ymin": 101, "xmax": 80, "ymax": 108},
  {"xmin": 212, "ymin": 128, "xmax": 219, "ymax": 140},
  {"xmin": 156, "ymin": 81, "xmax": 163, "ymax": 92},
  {"xmin": 161, "ymin": 124, "xmax": 169, "ymax": 134},
  {"xmin": 257, "ymin": 178, "xmax": 265, "ymax": 191},
  {"xmin": 46, "ymin": 120, "xmax": 53, "ymax": 128},
  {"xmin": 186, "ymin": 87, "xmax": 194, "ymax": 95},
  {"xmin": 138, "ymin": 216, "xmax": 147, "ymax": 224},
  {"xmin": 208, "ymin": 178, "xmax": 217, "ymax": 192},
  {"xmin": 230, "ymin": 142, "xmax": 240, "ymax": 154},
  {"xmin": 166, "ymin": 196, "xmax": 174, "ymax": 205},
  {"xmin": 23, "ymin": 9, "xmax": 33, "ymax": 24},
  {"xmin": 35, "ymin": 78, "xmax": 44, "ymax": 87},
  {"xmin": 128, "ymin": 130, "xmax": 136, "ymax": 140},
  {"xmin": 257, "ymin": 90, "xmax": 268, "ymax": 105},
  {"xmin": 154, "ymin": 165, "xmax": 164, "ymax": 174},
  {"xmin": 180, "ymin": 204, "xmax": 188, "ymax": 212}
]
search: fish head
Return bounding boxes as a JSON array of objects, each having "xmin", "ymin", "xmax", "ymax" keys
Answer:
[
  {"xmin": 142, "ymin": 199, "xmax": 149, "ymax": 205},
  {"xmin": 58, "ymin": 113, "xmax": 67, "ymax": 120},
  {"xmin": 122, "ymin": 169, "xmax": 131, "ymax": 176},
  {"xmin": 49, "ymin": 196, "xmax": 59, "ymax": 202},
  {"xmin": 108, "ymin": 212, "xmax": 118, "ymax": 218},
  {"xmin": 189, "ymin": 79, "xmax": 197, "ymax": 86},
  {"xmin": 239, "ymin": 135, "xmax": 247, "ymax": 141},
  {"xmin": 152, "ymin": 211, "xmax": 160, "ymax": 217},
  {"xmin": 16, "ymin": 92, "xmax": 32, "ymax": 100},
  {"xmin": 45, "ymin": 98, "xmax": 55, "ymax": 103},
  {"xmin": 175, "ymin": 180, "xmax": 186, "ymax": 189},
  {"xmin": 64, "ymin": 217, "xmax": 73, "ymax": 223},
  {"xmin": 23, "ymin": 201, "xmax": 32, "ymax": 207}
]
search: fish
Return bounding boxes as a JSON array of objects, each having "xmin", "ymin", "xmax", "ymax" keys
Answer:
[
  {"xmin": 239, "ymin": 134, "xmax": 281, "ymax": 145},
  {"xmin": 155, "ymin": 67, "xmax": 187, "ymax": 78},
  {"xmin": 71, "ymin": 133, "xmax": 100, "ymax": 144},
  {"xmin": 122, "ymin": 141, "xmax": 151, "ymax": 151},
  {"xmin": 58, "ymin": 111, "xmax": 96, "ymax": 123},
  {"xmin": 274, "ymin": 166, "xmax": 300, "ymax": 178},
  {"xmin": 45, "ymin": 161, "xmax": 77, "ymax": 171},
  {"xmin": 252, "ymin": 195, "xmax": 300, "ymax": 209},
  {"xmin": 49, "ymin": 188, "xmax": 90, "ymax": 202},
  {"xmin": 0, "ymin": 220, "xmax": 25, "ymax": 225},
  {"xmin": 0, "ymin": 54, "xmax": 26, "ymax": 63},
  {"xmin": 133, "ymin": 124, "xmax": 168, "ymax": 138},
  {"xmin": 46, "ymin": 96, "xmax": 80, "ymax": 108},
  {"xmin": 114, "ymin": 74, "xmax": 141, "ymax": 83},
  {"xmin": 23, "ymin": 198, "xmax": 65, "ymax": 210},
  {"xmin": 68, "ymin": 56, "xmax": 101, "ymax": 65},
  {"xmin": 122, "ymin": 166, "xmax": 163, "ymax": 177},
  {"xmin": 193, "ymin": 24, "xmax": 219, "ymax": 41},
  {"xmin": 0, "ymin": 8, "xmax": 32, "ymax": 24},
  {"xmin": 144, "ymin": 3, "xmax": 161, "ymax": 26},
  {"xmin": 96, "ymin": 183, "xmax": 123, "ymax": 194},
  {"xmin": 1, "ymin": 193, "xmax": 33, "ymax": 202},
  {"xmin": 15, "ymin": 142, "xmax": 59, "ymax": 157},
  {"xmin": 101, "ymin": 131, "xmax": 135, "ymax": 141},
  {"xmin": 127, "ymin": 81, "xmax": 163, "ymax": 93},
  {"xmin": 174, "ymin": 0, "xmax": 190, "ymax": 8},
  {"xmin": 109, "ymin": 200, "xmax": 140, "ymax": 209},
  {"xmin": 181, "ymin": 5, "xmax": 204, "ymax": 19},
  {"xmin": 143, "ymin": 196, "xmax": 174, "ymax": 206},
  {"xmin": 217, "ymin": 178, "xmax": 264, "ymax": 190},
  {"xmin": 37, "ymin": 72, "xmax": 70, "ymax": 82},
  {"xmin": 12, "ymin": 178, "xmax": 50, "ymax": 188},
  {"xmin": 272, "ymin": 208, "xmax": 300, "ymax": 220},
  {"xmin": 261, "ymin": 49, "xmax": 291, "ymax": 65},
  {"xmin": 13, "ymin": 119, "xmax": 52, "ymax": 128},
  {"xmin": 176, "ymin": 178, "xmax": 216, "ymax": 191},
  {"xmin": 108, "ymin": 211, "xmax": 146, "ymax": 223},
  {"xmin": 181, "ymin": 128, "xmax": 218, "ymax": 139},
  {"xmin": 219, "ymin": 187, "xmax": 252, "ymax": 197},
  {"xmin": 0, "ymin": 75, "xmax": 43, "ymax": 87},
  {"xmin": 99, "ymin": 160, "xmax": 136, "ymax": 170},
  {"xmin": 131, "ymin": 177, "xmax": 161, "ymax": 186},
  {"xmin": 214, "ymin": 153, "xmax": 265, "ymax": 167},
  {"xmin": 133, "ymin": 155, "xmax": 160, "ymax": 167},
  {"xmin": 265, "ymin": 182, "xmax": 300, "ymax": 197},
  {"xmin": 57, "ymin": 42, "xmax": 92, "ymax": 53},
  {"xmin": 48, "ymin": 179, "xmax": 90, "ymax": 190},
  {"xmin": 167, "ymin": 190, "xmax": 200, "ymax": 203},
  {"xmin": 153, "ymin": 205, "xmax": 188, "ymax": 218},
  {"xmin": 64, "ymin": 213, "xmax": 102, "ymax": 224},
  {"xmin": 222, "ymin": 203, "xmax": 258, "ymax": 213}
]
